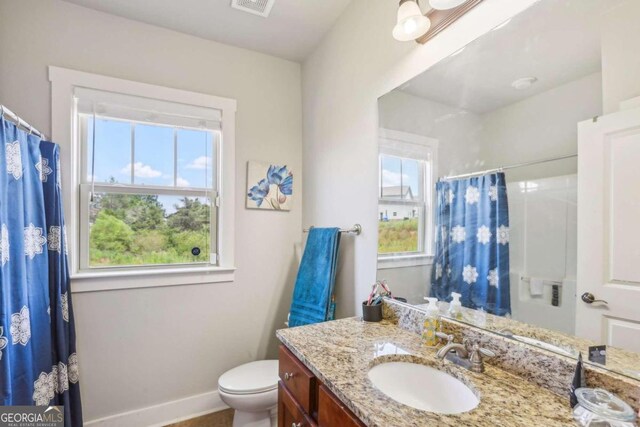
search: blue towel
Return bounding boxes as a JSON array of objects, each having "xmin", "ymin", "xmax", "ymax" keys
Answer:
[{"xmin": 289, "ymin": 227, "xmax": 341, "ymax": 327}]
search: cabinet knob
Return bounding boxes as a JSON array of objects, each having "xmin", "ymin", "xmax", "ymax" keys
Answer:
[
  {"xmin": 284, "ymin": 372, "xmax": 295, "ymax": 381},
  {"xmin": 291, "ymin": 423, "xmax": 301, "ymax": 427}
]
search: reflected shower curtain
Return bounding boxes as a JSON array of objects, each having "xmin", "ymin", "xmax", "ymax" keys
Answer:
[
  {"xmin": 0, "ymin": 118, "xmax": 82, "ymax": 425},
  {"xmin": 430, "ymin": 172, "xmax": 511, "ymax": 316}
]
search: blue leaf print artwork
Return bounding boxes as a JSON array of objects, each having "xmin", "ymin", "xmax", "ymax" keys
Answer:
[{"xmin": 247, "ymin": 162, "xmax": 293, "ymax": 210}]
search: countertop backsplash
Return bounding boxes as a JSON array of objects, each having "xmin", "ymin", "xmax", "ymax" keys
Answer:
[{"xmin": 382, "ymin": 298, "xmax": 640, "ymax": 411}]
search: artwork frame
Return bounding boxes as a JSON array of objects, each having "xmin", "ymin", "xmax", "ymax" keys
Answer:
[{"xmin": 246, "ymin": 161, "xmax": 293, "ymax": 211}]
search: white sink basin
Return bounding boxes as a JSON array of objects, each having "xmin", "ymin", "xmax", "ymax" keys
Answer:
[
  {"xmin": 367, "ymin": 362, "xmax": 479, "ymax": 414},
  {"xmin": 512, "ymin": 335, "xmax": 576, "ymax": 357}
]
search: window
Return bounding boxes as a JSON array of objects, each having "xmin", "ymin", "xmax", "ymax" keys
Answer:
[
  {"xmin": 378, "ymin": 129, "xmax": 437, "ymax": 262},
  {"xmin": 79, "ymin": 115, "xmax": 218, "ymax": 270},
  {"xmin": 378, "ymin": 154, "xmax": 427, "ymax": 254},
  {"xmin": 50, "ymin": 66, "xmax": 236, "ymax": 290}
]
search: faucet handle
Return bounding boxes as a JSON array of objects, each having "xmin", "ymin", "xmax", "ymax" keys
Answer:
[
  {"xmin": 435, "ymin": 332, "xmax": 454, "ymax": 344},
  {"xmin": 478, "ymin": 347, "xmax": 496, "ymax": 358},
  {"xmin": 469, "ymin": 342, "xmax": 494, "ymax": 373}
]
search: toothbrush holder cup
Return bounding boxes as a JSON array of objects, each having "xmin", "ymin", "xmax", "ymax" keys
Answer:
[{"xmin": 362, "ymin": 301, "xmax": 383, "ymax": 322}]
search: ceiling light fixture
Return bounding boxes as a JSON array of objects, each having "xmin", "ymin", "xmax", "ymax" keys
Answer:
[
  {"xmin": 393, "ymin": 0, "xmax": 431, "ymax": 42},
  {"xmin": 511, "ymin": 76, "xmax": 538, "ymax": 90},
  {"xmin": 429, "ymin": 0, "xmax": 467, "ymax": 10}
]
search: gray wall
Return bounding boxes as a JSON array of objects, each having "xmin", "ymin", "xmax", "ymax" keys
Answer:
[{"xmin": 0, "ymin": 0, "xmax": 302, "ymax": 422}]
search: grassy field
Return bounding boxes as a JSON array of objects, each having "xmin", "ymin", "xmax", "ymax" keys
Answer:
[{"xmin": 378, "ymin": 218, "xmax": 419, "ymax": 253}]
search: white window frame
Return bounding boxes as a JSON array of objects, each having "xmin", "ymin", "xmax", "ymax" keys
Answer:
[
  {"xmin": 76, "ymin": 116, "xmax": 220, "ymax": 272},
  {"xmin": 378, "ymin": 128, "xmax": 438, "ymax": 269},
  {"xmin": 50, "ymin": 66, "xmax": 237, "ymax": 292}
]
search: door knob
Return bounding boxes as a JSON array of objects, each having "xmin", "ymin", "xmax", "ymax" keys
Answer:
[{"xmin": 581, "ymin": 292, "xmax": 608, "ymax": 305}]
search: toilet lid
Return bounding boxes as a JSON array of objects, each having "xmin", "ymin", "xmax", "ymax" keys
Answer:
[{"xmin": 218, "ymin": 360, "xmax": 279, "ymax": 395}]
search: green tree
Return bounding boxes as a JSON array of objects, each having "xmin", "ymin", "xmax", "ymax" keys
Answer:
[
  {"xmin": 92, "ymin": 193, "xmax": 166, "ymax": 231},
  {"xmin": 90, "ymin": 211, "xmax": 134, "ymax": 252},
  {"xmin": 167, "ymin": 197, "xmax": 210, "ymax": 231}
]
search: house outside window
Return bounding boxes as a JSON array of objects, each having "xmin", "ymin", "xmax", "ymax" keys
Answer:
[{"xmin": 378, "ymin": 129, "xmax": 438, "ymax": 266}]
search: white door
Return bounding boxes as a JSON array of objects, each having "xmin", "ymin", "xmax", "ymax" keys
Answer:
[{"xmin": 576, "ymin": 106, "xmax": 640, "ymax": 353}]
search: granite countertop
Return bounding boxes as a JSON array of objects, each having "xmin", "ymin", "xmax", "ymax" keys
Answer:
[
  {"xmin": 415, "ymin": 301, "xmax": 640, "ymax": 380},
  {"xmin": 277, "ymin": 318, "xmax": 575, "ymax": 427}
]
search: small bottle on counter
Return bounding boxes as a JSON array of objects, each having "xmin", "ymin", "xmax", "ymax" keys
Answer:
[
  {"xmin": 448, "ymin": 292, "xmax": 463, "ymax": 320},
  {"xmin": 422, "ymin": 297, "xmax": 440, "ymax": 347}
]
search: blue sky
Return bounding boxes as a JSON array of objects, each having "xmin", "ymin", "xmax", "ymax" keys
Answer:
[
  {"xmin": 86, "ymin": 118, "xmax": 215, "ymax": 189},
  {"xmin": 381, "ymin": 154, "xmax": 420, "ymax": 197}
]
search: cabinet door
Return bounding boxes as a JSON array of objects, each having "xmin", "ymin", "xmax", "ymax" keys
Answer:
[
  {"xmin": 317, "ymin": 385, "xmax": 364, "ymax": 427},
  {"xmin": 278, "ymin": 381, "xmax": 317, "ymax": 427},
  {"xmin": 279, "ymin": 345, "xmax": 316, "ymax": 413}
]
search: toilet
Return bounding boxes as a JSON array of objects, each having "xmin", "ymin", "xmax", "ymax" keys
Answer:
[{"xmin": 218, "ymin": 360, "xmax": 279, "ymax": 427}]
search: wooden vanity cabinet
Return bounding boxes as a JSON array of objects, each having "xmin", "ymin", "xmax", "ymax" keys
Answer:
[
  {"xmin": 278, "ymin": 382, "xmax": 317, "ymax": 427},
  {"xmin": 278, "ymin": 345, "xmax": 364, "ymax": 427},
  {"xmin": 317, "ymin": 385, "xmax": 364, "ymax": 427}
]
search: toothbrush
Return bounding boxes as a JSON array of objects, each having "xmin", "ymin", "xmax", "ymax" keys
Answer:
[
  {"xmin": 379, "ymin": 280, "xmax": 393, "ymax": 298},
  {"xmin": 367, "ymin": 282, "xmax": 379, "ymax": 305}
]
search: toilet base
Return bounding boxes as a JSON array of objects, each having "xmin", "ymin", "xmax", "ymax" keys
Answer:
[{"xmin": 232, "ymin": 407, "xmax": 276, "ymax": 427}]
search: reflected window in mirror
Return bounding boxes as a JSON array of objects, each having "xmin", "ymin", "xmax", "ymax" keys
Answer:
[{"xmin": 378, "ymin": 129, "xmax": 437, "ymax": 263}]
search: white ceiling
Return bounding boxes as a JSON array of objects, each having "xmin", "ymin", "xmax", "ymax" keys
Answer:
[
  {"xmin": 398, "ymin": 0, "xmax": 626, "ymax": 114},
  {"xmin": 60, "ymin": 0, "xmax": 352, "ymax": 62}
]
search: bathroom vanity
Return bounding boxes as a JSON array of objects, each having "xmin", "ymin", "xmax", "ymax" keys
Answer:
[
  {"xmin": 278, "ymin": 344, "xmax": 364, "ymax": 427},
  {"xmin": 276, "ymin": 299, "xmax": 640, "ymax": 427}
]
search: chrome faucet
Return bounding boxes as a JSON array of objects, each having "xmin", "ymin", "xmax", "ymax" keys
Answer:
[
  {"xmin": 435, "ymin": 334, "xmax": 495, "ymax": 373},
  {"xmin": 435, "ymin": 340, "xmax": 469, "ymax": 359}
]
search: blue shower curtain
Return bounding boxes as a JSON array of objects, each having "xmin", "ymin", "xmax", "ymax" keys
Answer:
[
  {"xmin": 430, "ymin": 172, "xmax": 511, "ymax": 316},
  {"xmin": 0, "ymin": 117, "xmax": 82, "ymax": 425}
]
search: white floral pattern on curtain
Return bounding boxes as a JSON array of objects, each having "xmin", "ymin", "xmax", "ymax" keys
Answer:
[
  {"xmin": 0, "ymin": 117, "xmax": 82, "ymax": 426},
  {"xmin": 430, "ymin": 172, "xmax": 511, "ymax": 316}
]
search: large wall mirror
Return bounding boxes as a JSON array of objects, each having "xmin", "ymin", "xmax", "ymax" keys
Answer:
[{"xmin": 377, "ymin": 0, "xmax": 640, "ymax": 381}]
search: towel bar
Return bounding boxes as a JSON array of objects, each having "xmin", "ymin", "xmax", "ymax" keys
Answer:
[{"xmin": 303, "ymin": 224, "xmax": 362, "ymax": 235}]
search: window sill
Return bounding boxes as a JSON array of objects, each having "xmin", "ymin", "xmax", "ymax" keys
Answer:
[
  {"xmin": 70, "ymin": 266, "xmax": 236, "ymax": 293},
  {"xmin": 377, "ymin": 254, "xmax": 433, "ymax": 270}
]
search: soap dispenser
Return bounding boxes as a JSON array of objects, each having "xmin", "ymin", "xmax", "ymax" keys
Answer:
[
  {"xmin": 422, "ymin": 297, "xmax": 440, "ymax": 347},
  {"xmin": 448, "ymin": 292, "xmax": 463, "ymax": 320}
]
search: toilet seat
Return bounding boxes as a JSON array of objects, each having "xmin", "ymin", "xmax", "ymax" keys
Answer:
[{"xmin": 218, "ymin": 360, "xmax": 279, "ymax": 395}]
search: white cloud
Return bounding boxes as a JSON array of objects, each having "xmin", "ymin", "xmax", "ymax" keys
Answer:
[
  {"xmin": 382, "ymin": 170, "xmax": 409, "ymax": 187},
  {"xmin": 120, "ymin": 162, "xmax": 162, "ymax": 178},
  {"xmin": 176, "ymin": 177, "xmax": 190, "ymax": 187},
  {"xmin": 187, "ymin": 156, "xmax": 212, "ymax": 170}
]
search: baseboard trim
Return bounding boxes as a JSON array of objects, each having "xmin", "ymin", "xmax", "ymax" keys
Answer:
[{"xmin": 85, "ymin": 390, "xmax": 228, "ymax": 427}]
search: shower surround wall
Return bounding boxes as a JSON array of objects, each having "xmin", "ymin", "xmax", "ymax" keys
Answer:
[{"xmin": 507, "ymin": 174, "xmax": 578, "ymax": 335}]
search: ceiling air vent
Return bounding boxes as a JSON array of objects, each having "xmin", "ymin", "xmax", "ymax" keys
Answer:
[{"xmin": 231, "ymin": 0, "xmax": 275, "ymax": 18}]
